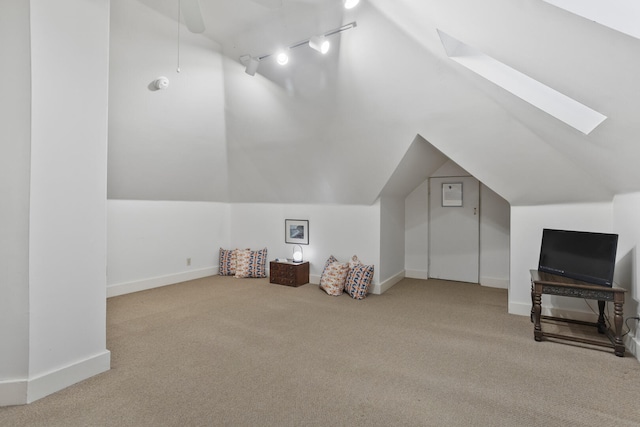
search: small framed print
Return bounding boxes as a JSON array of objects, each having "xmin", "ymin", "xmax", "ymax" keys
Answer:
[
  {"xmin": 442, "ymin": 182, "xmax": 463, "ymax": 207},
  {"xmin": 285, "ymin": 219, "xmax": 309, "ymax": 245}
]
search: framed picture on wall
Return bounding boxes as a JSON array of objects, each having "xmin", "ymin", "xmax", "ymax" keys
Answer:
[
  {"xmin": 442, "ymin": 182, "xmax": 463, "ymax": 207},
  {"xmin": 285, "ymin": 219, "xmax": 309, "ymax": 245}
]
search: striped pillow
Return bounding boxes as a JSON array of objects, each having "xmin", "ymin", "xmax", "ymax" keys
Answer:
[
  {"xmin": 345, "ymin": 264, "xmax": 374, "ymax": 300},
  {"xmin": 235, "ymin": 248, "xmax": 268, "ymax": 278},
  {"xmin": 219, "ymin": 248, "xmax": 238, "ymax": 276},
  {"xmin": 344, "ymin": 255, "xmax": 362, "ymax": 294}
]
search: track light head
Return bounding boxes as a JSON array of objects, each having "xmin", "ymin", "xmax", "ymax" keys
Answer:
[
  {"xmin": 245, "ymin": 57, "xmax": 260, "ymax": 76},
  {"xmin": 240, "ymin": 55, "xmax": 261, "ymax": 76},
  {"xmin": 344, "ymin": 0, "xmax": 360, "ymax": 9},
  {"xmin": 309, "ymin": 35, "xmax": 330, "ymax": 54}
]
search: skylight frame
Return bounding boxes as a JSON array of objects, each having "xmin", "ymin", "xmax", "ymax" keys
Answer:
[
  {"xmin": 542, "ymin": 0, "xmax": 640, "ymax": 41},
  {"xmin": 437, "ymin": 30, "xmax": 606, "ymax": 135}
]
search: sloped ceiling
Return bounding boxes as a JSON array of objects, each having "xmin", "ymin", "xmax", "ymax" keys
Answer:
[{"xmin": 109, "ymin": 0, "xmax": 640, "ymax": 206}]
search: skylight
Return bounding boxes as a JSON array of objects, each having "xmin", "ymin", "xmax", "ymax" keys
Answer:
[
  {"xmin": 437, "ymin": 30, "xmax": 606, "ymax": 135},
  {"xmin": 543, "ymin": 0, "xmax": 640, "ymax": 40}
]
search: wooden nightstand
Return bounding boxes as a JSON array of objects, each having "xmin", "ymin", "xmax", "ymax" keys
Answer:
[{"xmin": 269, "ymin": 261, "xmax": 309, "ymax": 287}]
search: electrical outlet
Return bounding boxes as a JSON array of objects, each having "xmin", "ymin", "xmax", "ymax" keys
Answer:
[{"xmin": 186, "ymin": 258, "xmax": 191, "ymax": 266}]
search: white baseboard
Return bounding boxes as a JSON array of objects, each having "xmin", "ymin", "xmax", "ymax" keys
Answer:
[
  {"xmin": 0, "ymin": 350, "xmax": 111, "ymax": 406},
  {"xmin": 373, "ymin": 271, "xmax": 405, "ymax": 295},
  {"xmin": 480, "ymin": 276, "xmax": 509, "ymax": 289},
  {"xmin": 0, "ymin": 379, "xmax": 27, "ymax": 407},
  {"xmin": 509, "ymin": 301, "xmax": 532, "ymax": 317},
  {"xmin": 405, "ymin": 269, "xmax": 429, "ymax": 280},
  {"xmin": 629, "ymin": 335, "xmax": 640, "ymax": 362},
  {"xmin": 107, "ymin": 267, "xmax": 217, "ymax": 298}
]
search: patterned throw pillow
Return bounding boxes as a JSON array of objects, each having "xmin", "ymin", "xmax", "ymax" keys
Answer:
[
  {"xmin": 322, "ymin": 255, "xmax": 339, "ymax": 276},
  {"xmin": 319, "ymin": 261, "xmax": 350, "ymax": 296},
  {"xmin": 345, "ymin": 264, "xmax": 374, "ymax": 300},
  {"xmin": 235, "ymin": 248, "xmax": 268, "ymax": 278},
  {"xmin": 219, "ymin": 248, "xmax": 238, "ymax": 276},
  {"xmin": 344, "ymin": 255, "xmax": 363, "ymax": 294}
]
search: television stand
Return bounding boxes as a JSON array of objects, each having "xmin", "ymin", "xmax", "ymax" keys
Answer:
[{"xmin": 530, "ymin": 270, "xmax": 626, "ymax": 357}]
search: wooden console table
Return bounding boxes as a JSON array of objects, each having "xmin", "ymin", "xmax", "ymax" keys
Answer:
[
  {"xmin": 530, "ymin": 269, "xmax": 626, "ymax": 357},
  {"xmin": 270, "ymin": 261, "xmax": 309, "ymax": 287}
]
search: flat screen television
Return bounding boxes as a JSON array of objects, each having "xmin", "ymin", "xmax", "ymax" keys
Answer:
[{"xmin": 538, "ymin": 228, "xmax": 618, "ymax": 287}]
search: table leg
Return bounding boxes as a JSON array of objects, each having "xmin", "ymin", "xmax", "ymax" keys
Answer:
[
  {"xmin": 597, "ymin": 300, "xmax": 607, "ymax": 334},
  {"xmin": 530, "ymin": 283, "xmax": 535, "ymax": 323},
  {"xmin": 533, "ymin": 290, "xmax": 542, "ymax": 341},
  {"xmin": 613, "ymin": 301, "xmax": 625, "ymax": 357}
]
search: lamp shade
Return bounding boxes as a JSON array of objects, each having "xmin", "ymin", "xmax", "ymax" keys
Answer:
[{"xmin": 292, "ymin": 245, "xmax": 303, "ymax": 262}]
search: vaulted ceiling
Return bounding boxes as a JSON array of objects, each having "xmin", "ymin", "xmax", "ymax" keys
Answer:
[{"xmin": 108, "ymin": 0, "xmax": 640, "ymax": 206}]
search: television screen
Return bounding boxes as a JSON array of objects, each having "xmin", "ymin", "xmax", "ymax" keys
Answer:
[{"xmin": 538, "ymin": 228, "xmax": 618, "ymax": 287}]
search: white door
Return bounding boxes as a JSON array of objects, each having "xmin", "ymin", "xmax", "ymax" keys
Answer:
[{"xmin": 429, "ymin": 176, "xmax": 480, "ymax": 283}]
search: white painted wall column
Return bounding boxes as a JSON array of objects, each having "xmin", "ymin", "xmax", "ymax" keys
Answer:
[
  {"xmin": 379, "ymin": 196, "xmax": 406, "ymax": 292},
  {"xmin": 0, "ymin": 0, "xmax": 31, "ymax": 404},
  {"xmin": 1, "ymin": 0, "xmax": 111, "ymax": 406}
]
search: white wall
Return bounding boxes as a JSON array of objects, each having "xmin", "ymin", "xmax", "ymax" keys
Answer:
[
  {"xmin": 108, "ymin": 0, "xmax": 228, "ymax": 202},
  {"xmin": 613, "ymin": 193, "xmax": 640, "ymax": 301},
  {"xmin": 0, "ymin": 0, "xmax": 31, "ymax": 398},
  {"xmin": 509, "ymin": 203, "xmax": 613, "ymax": 316},
  {"xmin": 380, "ymin": 196, "xmax": 406, "ymax": 291},
  {"xmin": 612, "ymin": 193, "xmax": 640, "ymax": 354},
  {"xmin": 107, "ymin": 201, "xmax": 382, "ymax": 292},
  {"xmin": 107, "ymin": 201, "xmax": 230, "ymax": 296},
  {"xmin": 229, "ymin": 202, "xmax": 381, "ymax": 290},
  {"xmin": 480, "ymin": 184, "xmax": 510, "ymax": 288},
  {"xmin": 405, "ymin": 180, "xmax": 430, "ymax": 279}
]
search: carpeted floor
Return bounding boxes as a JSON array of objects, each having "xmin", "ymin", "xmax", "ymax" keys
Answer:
[{"xmin": 2, "ymin": 276, "xmax": 640, "ymax": 426}]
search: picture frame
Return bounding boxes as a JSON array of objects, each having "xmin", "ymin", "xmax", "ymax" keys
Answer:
[
  {"xmin": 285, "ymin": 219, "xmax": 309, "ymax": 245},
  {"xmin": 442, "ymin": 182, "xmax": 463, "ymax": 207}
]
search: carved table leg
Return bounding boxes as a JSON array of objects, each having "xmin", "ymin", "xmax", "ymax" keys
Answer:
[
  {"xmin": 613, "ymin": 300, "xmax": 625, "ymax": 357},
  {"xmin": 530, "ymin": 282, "xmax": 535, "ymax": 323},
  {"xmin": 533, "ymin": 289, "xmax": 542, "ymax": 342},
  {"xmin": 597, "ymin": 300, "xmax": 607, "ymax": 334}
]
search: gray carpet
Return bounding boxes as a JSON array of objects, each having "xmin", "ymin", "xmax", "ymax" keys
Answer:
[{"xmin": 2, "ymin": 276, "xmax": 640, "ymax": 426}]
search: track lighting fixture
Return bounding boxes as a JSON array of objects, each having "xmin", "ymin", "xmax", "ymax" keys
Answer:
[
  {"xmin": 309, "ymin": 35, "xmax": 330, "ymax": 54},
  {"xmin": 240, "ymin": 21, "xmax": 357, "ymax": 76}
]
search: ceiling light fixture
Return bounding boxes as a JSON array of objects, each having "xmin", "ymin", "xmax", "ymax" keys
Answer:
[
  {"xmin": 309, "ymin": 35, "xmax": 330, "ymax": 54},
  {"xmin": 276, "ymin": 50, "xmax": 289, "ymax": 65},
  {"xmin": 239, "ymin": 21, "xmax": 357, "ymax": 76},
  {"xmin": 344, "ymin": 0, "xmax": 360, "ymax": 9}
]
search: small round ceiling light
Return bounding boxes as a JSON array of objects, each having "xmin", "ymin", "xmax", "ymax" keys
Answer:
[
  {"xmin": 309, "ymin": 35, "xmax": 330, "ymax": 54},
  {"xmin": 276, "ymin": 51, "xmax": 289, "ymax": 65},
  {"xmin": 344, "ymin": 0, "xmax": 360, "ymax": 9}
]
